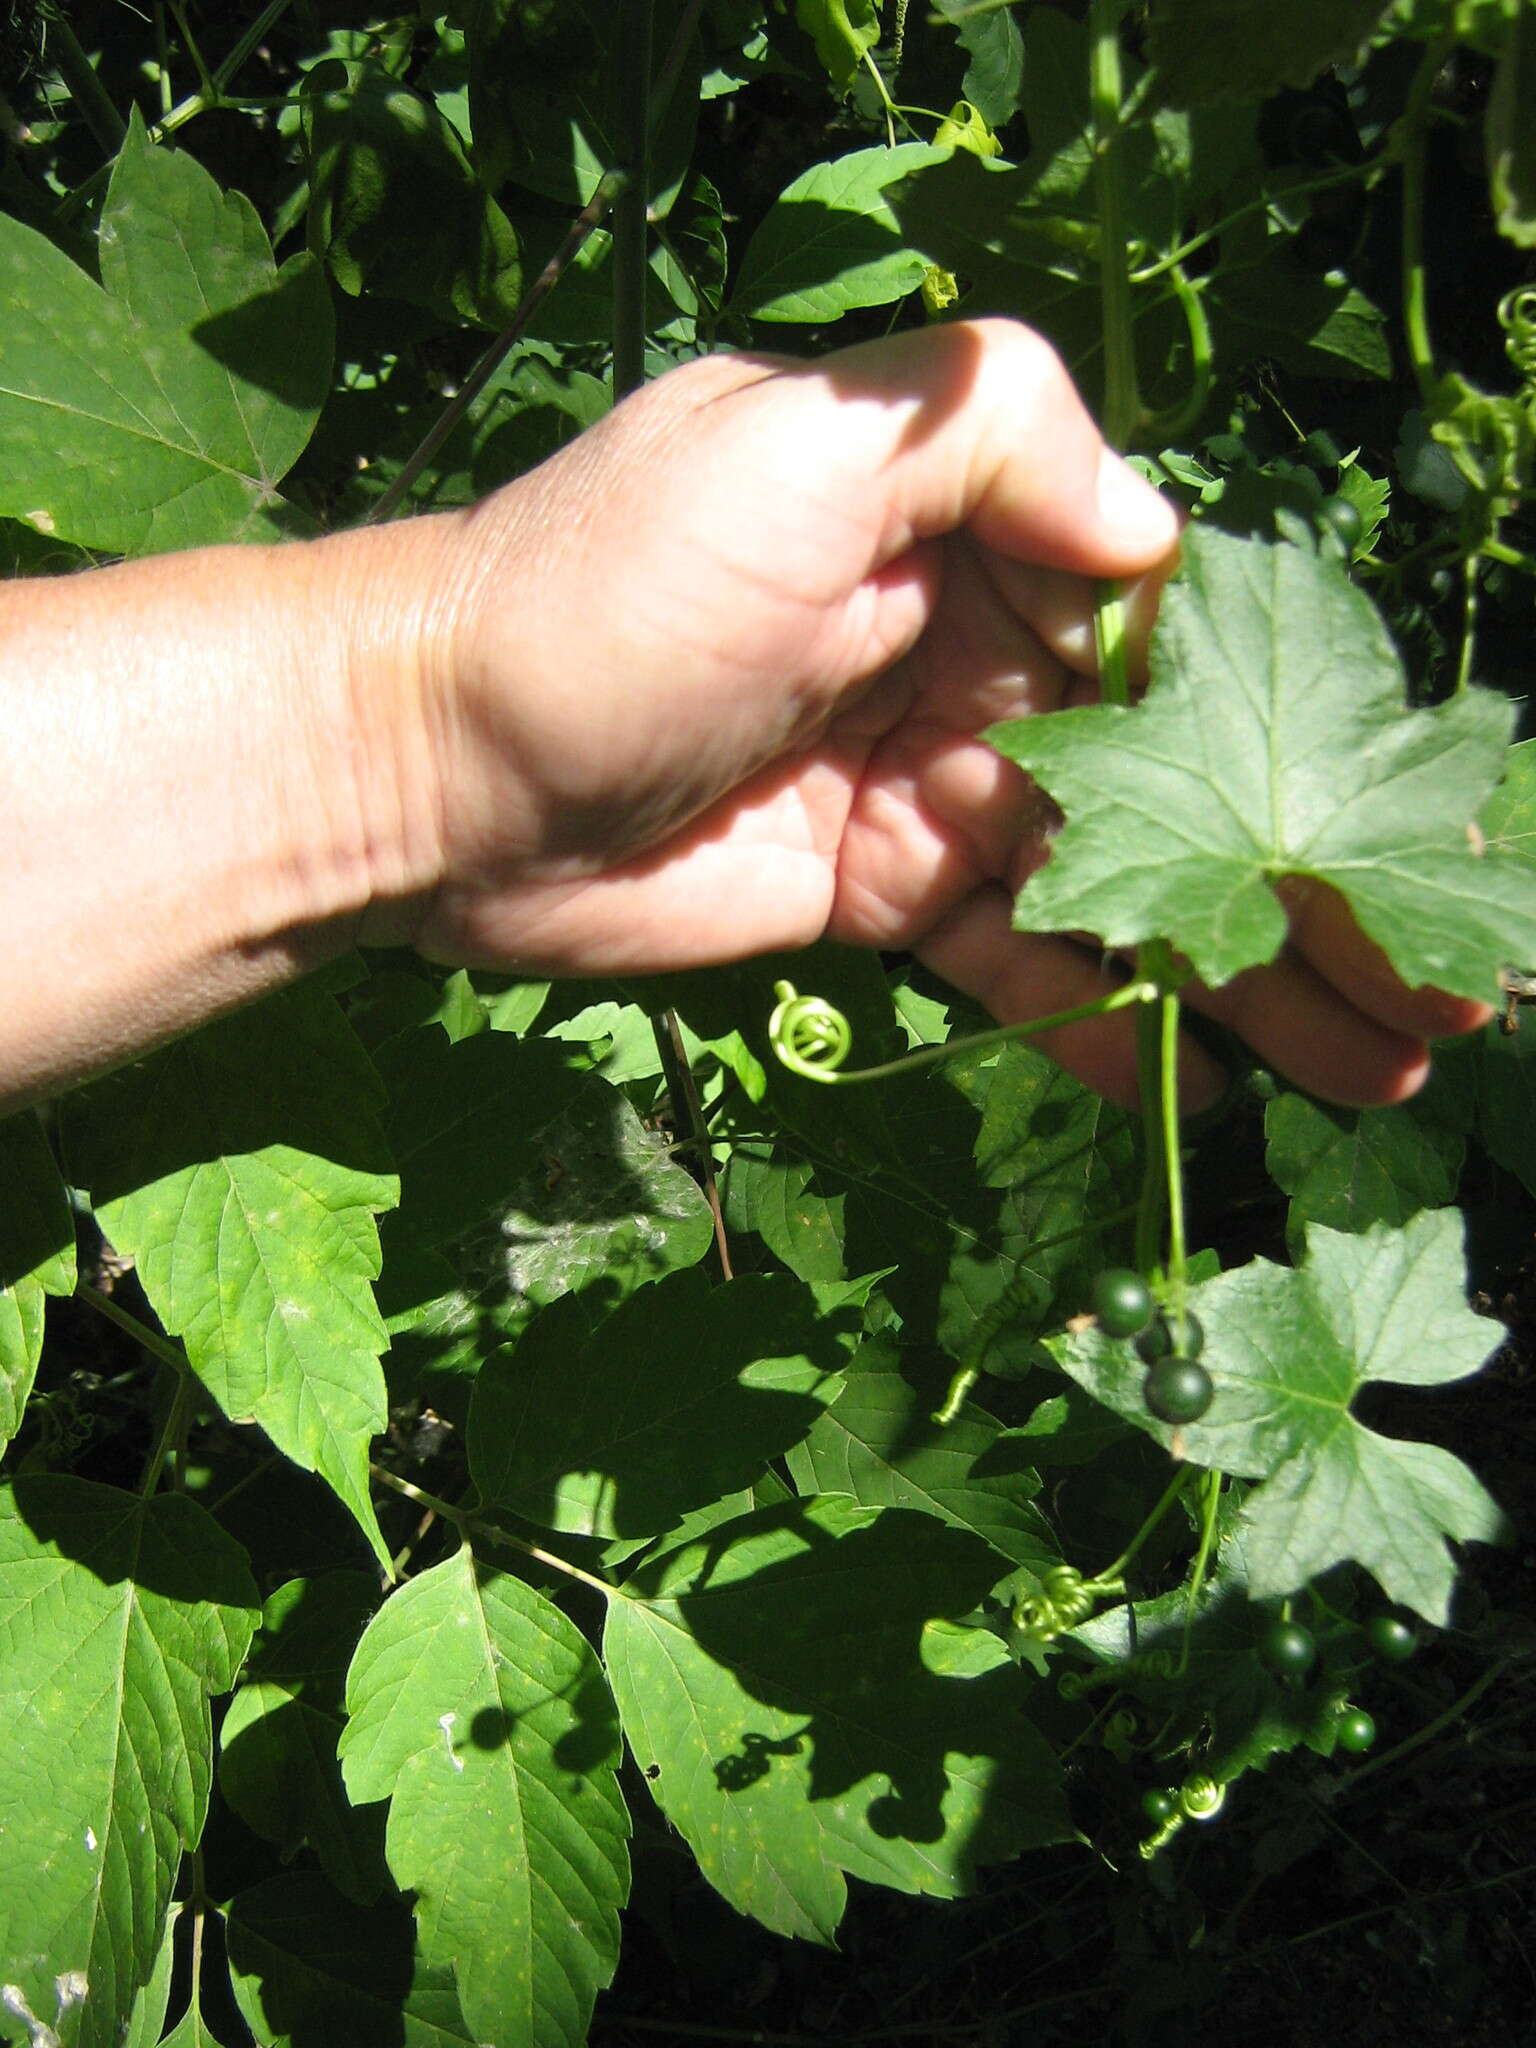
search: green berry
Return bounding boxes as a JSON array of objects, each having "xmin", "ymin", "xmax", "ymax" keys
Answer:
[
  {"xmin": 1143, "ymin": 1356, "xmax": 1214, "ymax": 1425},
  {"xmin": 1364, "ymin": 1615, "xmax": 1416, "ymax": 1663},
  {"xmin": 1318, "ymin": 495, "xmax": 1364, "ymax": 552},
  {"xmin": 1258, "ymin": 1619, "xmax": 1317, "ymax": 1679},
  {"xmin": 1136, "ymin": 1310, "xmax": 1204, "ymax": 1364},
  {"xmin": 1141, "ymin": 1787, "xmax": 1177, "ymax": 1825},
  {"xmin": 1092, "ymin": 1268, "xmax": 1155, "ymax": 1339},
  {"xmin": 1335, "ymin": 1706, "xmax": 1376, "ymax": 1754}
]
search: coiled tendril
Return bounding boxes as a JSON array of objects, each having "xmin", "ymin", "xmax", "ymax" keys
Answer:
[
  {"xmin": 768, "ymin": 983, "xmax": 854, "ymax": 1079},
  {"xmin": 1178, "ymin": 1774, "xmax": 1226, "ymax": 1821},
  {"xmin": 1015, "ymin": 1565, "xmax": 1125, "ymax": 1644},
  {"xmin": 768, "ymin": 976, "xmax": 1159, "ymax": 1088},
  {"xmin": 1501, "ymin": 286, "xmax": 1536, "ymax": 387}
]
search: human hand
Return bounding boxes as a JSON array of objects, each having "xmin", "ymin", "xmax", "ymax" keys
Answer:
[{"xmin": 383, "ymin": 318, "xmax": 1489, "ymax": 1108}]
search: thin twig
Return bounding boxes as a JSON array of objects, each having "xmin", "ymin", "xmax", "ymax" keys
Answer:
[
  {"xmin": 78, "ymin": 1281, "xmax": 187, "ymax": 1373},
  {"xmin": 364, "ymin": 170, "xmax": 629, "ymax": 525}
]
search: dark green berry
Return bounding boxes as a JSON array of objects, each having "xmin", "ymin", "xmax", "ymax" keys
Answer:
[
  {"xmin": 1143, "ymin": 1356, "xmax": 1214, "ymax": 1425},
  {"xmin": 1364, "ymin": 1615, "xmax": 1417, "ymax": 1663},
  {"xmin": 1141, "ymin": 1787, "xmax": 1177, "ymax": 1825},
  {"xmin": 1335, "ymin": 1706, "xmax": 1376, "ymax": 1754},
  {"xmin": 1318, "ymin": 495, "xmax": 1364, "ymax": 552},
  {"xmin": 1092, "ymin": 1268, "xmax": 1155, "ymax": 1339},
  {"xmin": 1136, "ymin": 1310, "xmax": 1204, "ymax": 1364},
  {"xmin": 1258, "ymin": 1619, "xmax": 1317, "ymax": 1679}
]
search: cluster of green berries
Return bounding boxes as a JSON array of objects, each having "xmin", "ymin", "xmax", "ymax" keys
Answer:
[
  {"xmin": 1091, "ymin": 1269, "xmax": 1213, "ymax": 1424},
  {"xmin": 1252, "ymin": 1609, "xmax": 1418, "ymax": 1755}
]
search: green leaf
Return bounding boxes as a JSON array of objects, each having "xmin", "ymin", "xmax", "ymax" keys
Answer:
[
  {"xmin": 302, "ymin": 60, "xmax": 522, "ymax": 325},
  {"xmin": 1487, "ymin": 1, "xmax": 1536, "ymax": 245},
  {"xmin": 467, "ymin": 0, "xmax": 698, "ymax": 212},
  {"xmin": 1484, "ymin": 736, "xmax": 1536, "ymax": 872},
  {"xmin": 378, "ymin": 1027, "xmax": 711, "ymax": 1325},
  {"xmin": 60, "ymin": 984, "xmax": 398, "ymax": 1570},
  {"xmin": 0, "ymin": 1478, "xmax": 258, "ymax": 2048},
  {"xmin": 120, "ymin": 1903, "xmax": 180, "ymax": 2048},
  {"xmin": 1210, "ymin": 268, "xmax": 1392, "ymax": 382},
  {"xmin": 723, "ymin": 1148, "xmax": 848, "ymax": 1282},
  {"xmin": 339, "ymin": 1549, "xmax": 629, "ymax": 2048},
  {"xmin": 1069, "ymin": 1540, "xmax": 1362, "ymax": 1786},
  {"xmin": 0, "ymin": 1110, "xmax": 75, "ymax": 1454},
  {"xmin": 785, "ymin": 1333, "xmax": 1060, "ymax": 1571},
  {"xmin": 796, "ymin": 0, "xmax": 881, "ymax": 90},
  {"xmin": 219, "ymin": 1573, "xmax": 388, "ymax": 1904},
  {"xmin": 158, "ymin": 1989, "xmax": 236, "ymax": 2048},
  {"xmin": 604, "ymin": 1497, "xmax": 1070, "ymax": 1942},
  {"xmin": 227, "ymin": 1873, "xmax": 476, "ymax": 2048},
  {"xmin": 931, "ymin": 0, "xmax": 1024, "ymax": 127},
  {"xmin": 0, "ymin": 108, "xmax": 332, "ymax": 554},
  {"xmin": 469, "ymin": 1270, "xmax": 850, "ymax": 1538},
  {"xmin": 1148, "ymin": 0, "xmax": 1395, "ymax": 103},
  {"xmin": 1477, "ymin": 1021, "xmax": 1536, "ymax": 1197},
  {"xmin": 990, "ymin": 527, "xmax": 1533, "ymax": 1003},
  {"xmin": 1264, "ymin": 1065, "xmax": 1468, "ymax": 1240},
  {"xmin": 1051, "ymin": 1212, "xmax": 1507, "ymax": 1622},
  {"xmin": 731, "ymin": 144, "xmax": 947, "ymax": 321}
]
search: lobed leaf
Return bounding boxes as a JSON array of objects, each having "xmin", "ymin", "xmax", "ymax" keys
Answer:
[
  {"xmin": 991, "ymin": 527, "xmax": 1535, "ymax": 1002},
  {"xmin": 0, "ymin": 110, "xmax": 331, "ymax": 554},
  {"xmin": 1051, "ymin": 1211, "xmax": 1507, "ymax": 1622}
]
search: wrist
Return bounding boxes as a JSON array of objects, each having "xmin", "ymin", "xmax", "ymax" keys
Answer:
[{"xmin": 276, "ymin": 510, "xmax": 468, "ymax": 951}]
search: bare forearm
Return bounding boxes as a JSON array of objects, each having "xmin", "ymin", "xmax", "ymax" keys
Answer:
[{"xmin": 0, "ymin": 521, "xmax": 456, "ymax": 1111}]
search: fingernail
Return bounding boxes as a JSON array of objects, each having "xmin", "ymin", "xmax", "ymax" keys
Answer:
[{"xmin": 1095, "ymin": 449, "xmax": 1180, "ymax": 559}]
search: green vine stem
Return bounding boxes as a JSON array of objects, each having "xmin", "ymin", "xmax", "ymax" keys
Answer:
[
  {"xmin": 1089, "ymin": 0, "xmax": 1141, "ymax": 451},
  {"xmin": 1142, "ymin": 264, "xmax": 1213, "ymax": 446},
  {"xmin": 613, "ymin": 0, "xmax": 655, "ymax": 401},
  {"xmin": 48, "ymin": 19, "xmax": 127, "ymax": 156},
  {"xmin": 370, "ymin": 1465, "xmax": 621, "ymax": 1604},
  {"xmin": 1093, "ymin": 578, "xmax": 1132, "ymax": 708},
  {"xmin": 768, "ymin": 977, "xmax": 1157, "ymax": 1086},
  {"xmin": 1399, "ymin": 31, "xmax": 1457, "ymax": 410}
]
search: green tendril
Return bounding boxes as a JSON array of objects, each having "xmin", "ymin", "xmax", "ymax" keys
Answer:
[
  {"xmin": 1014, "ymin": 1564, "xmax": 1126, "ymax": 1644},
  {"xmin": 768, "ymin": 978, "xmax": 1159, "ymax": 1086}
]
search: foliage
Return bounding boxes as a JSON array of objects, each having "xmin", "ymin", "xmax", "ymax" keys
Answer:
[{"xmin": 1, "ymin": 2, "xmax": 1533, "ymax": 2044}]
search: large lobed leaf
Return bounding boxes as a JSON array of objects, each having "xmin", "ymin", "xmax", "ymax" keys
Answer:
[
  {"xmin": 0, "ymin": 110, "xmax": 331, "ymax": 554},
  {"xmin": 990, "ymin": 527, "xmax": 1535, "ymax": 1003},
  {"xmin": 1051, "ymin": 1211, "xmax": 1507, "ymax": 1622},
  {"xmin": 61, "ymin": 984, "xmax": 398, "ymax": 1569},
  {"xmin": 0, "ymin": 1479, "xmax": 257, "ymax": 2048},
  {"xmin": 605, "ymin": 1496, "xmax": 1070, "ymax": 1944},
  {"xmin": 339, "ymin": 1549, "xmax": 630, "ymax": 2048}
]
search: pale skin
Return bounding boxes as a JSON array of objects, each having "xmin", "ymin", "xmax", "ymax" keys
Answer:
[{"xmin": 0, "ymin": 319, "xmax": 1490, "ymax": 1117}]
